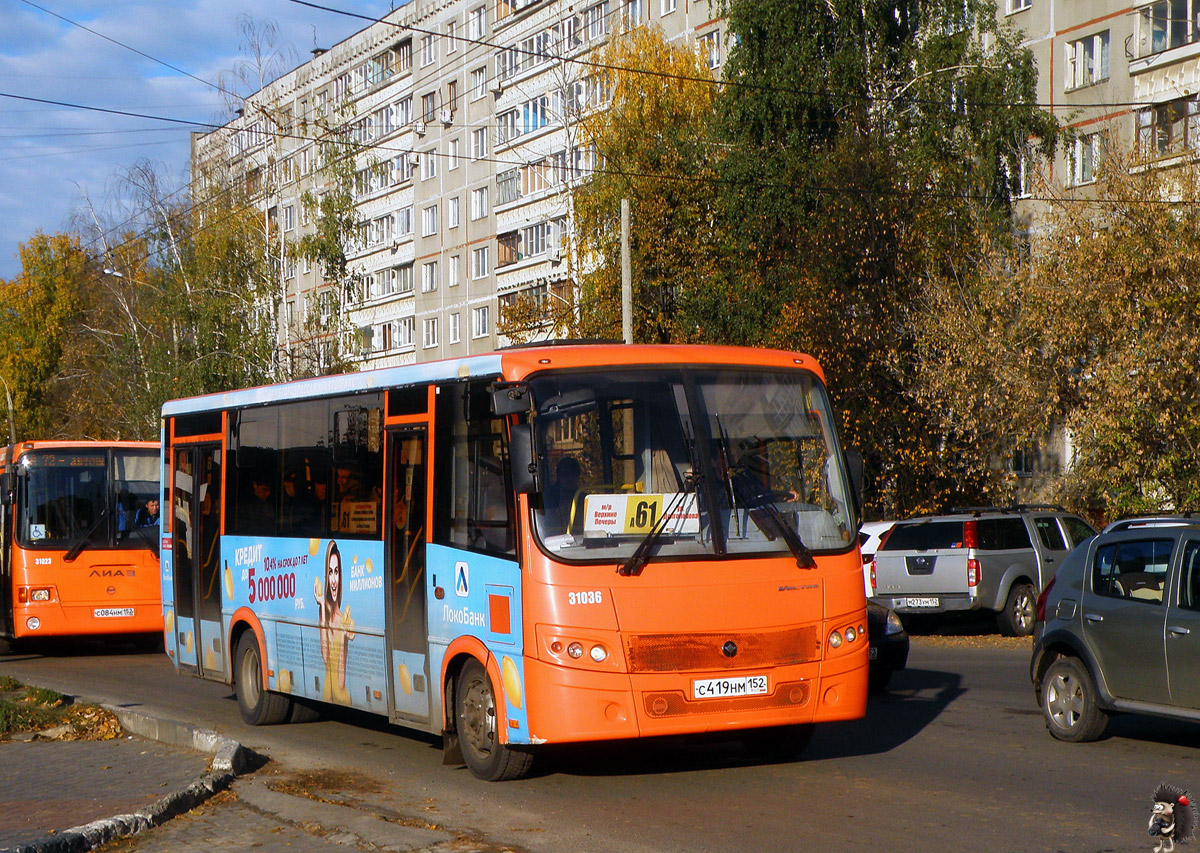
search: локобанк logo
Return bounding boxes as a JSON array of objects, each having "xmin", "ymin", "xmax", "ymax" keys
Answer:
[{"xmin": 454, "ymin": 561, "xmax": 469, "ymax": 597}]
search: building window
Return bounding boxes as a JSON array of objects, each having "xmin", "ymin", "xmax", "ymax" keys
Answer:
[
  {"xmin": 472, "ymin": 127, "xmax": 489, "ymax": 159},
  {"xmin": 1137, "ymin": 95, "xmax": 1200, "ymax": 157},
  {"xmin": 423, "ymin": 317, "xmax": 439, "ymax": 348},
  {"xmin": 472, "ymin": 67, "xmax": 488, "ymax": 100},
  {"xmin": 421, "ymin": 34, "xmax": 437, "ymax": 67},
  {"xmin": 699, "ymin": 30, "xmax": 721, "ymax": 69},
  {"xmin": 449, "ymin": 312, "xmax": 461, "ymax": 344},
  {"xmin": 284, "ymin": 205, "xmax": 295, "ymax": 231},
  {"xmin": 470, "ymin": 186, "xmax": 489, "ymax": 220},
  {"xmin": 469, "ymin": 6, "xmax": 486, "ymax": 40},
  {"xmin": 422, "ymin": 261, "xmax": 439, "ymax": 292},
  {"xmin": 1070, "ymin": 133, "xmax": 1099, "ymax": 185},
  {"xmin": 448, "ymin": 138, "xmax": 460, "ymax": 170},
  {"xmin": 449, "ymin": 254, "xmax": 461, "ymax": 287},
  {"xmin": 497, "ymin": 168, "xmax": 520, "ymax": 204},
  {"xmin": 1137, "ymin": 0, "xmax": 1200, "ymax": 57},
  {"xmin": 473, "ymin": 246, "xmax": 490, "ymax": 278},
  {"xmin": 396, "ymin": 205, "xmax": 414, "ymax": 237},
  {"xmin": 395, "ymin": 96, "xmax": 412, "ymax": 126},
  {"xmin": 398, "ymin": 316, "xmax": 415, "ymax": 346},
  {"xmin": 396, "ymin": 39, "xmax": 413, "ymax": 73},
  {"xmin": 1066, "ymin": 32, "xmax": 1109, "ymax": 90},
  {"xmin": 421, "ymin": 149, "xmax": 437, "ymax": 180},
  {"xmin": 1007, "ymin": 0, "xmax": 1031, "ymax": 12},
  {"xmin": 447, "ymin": 21, "xmax": 457, "ymax": 53},
  {"xmin": 1007, "ymin": 147, "xmax": 1036, "ymax": 199},
  {"xmin": 421, "ymin": 92, "xmax": 438, "ymax": 123},
  {"xmin": 497, "ymin": 111, "xmax": 519, "ymax": 145},
  {"xmin": 661, "ymin": 0, "xmax": 676, "ymax": 13},
  {"xmin": 472, "ymin": 305, "xmax": 490, "ymax": 338},
  {"xmin": 396, "ymin": 263, "xmax": 414, "ymax": 293},
  {"xmin": 584, "ymin": 2, "xmax": 609, "ymax": 41},
  {"xmin": 448, "ymin": 196, "xmax": 461, "ymax": 228},
  {"xmin": 422, "ymin": 204, "xmax": 439, "ymax": 236}
]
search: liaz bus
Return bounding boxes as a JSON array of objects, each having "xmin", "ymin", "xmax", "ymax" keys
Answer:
[
  {"xmin": 160, "ymin": 344, "xmax": 867, "ymax": 780},
  {"xmin": 0, "ymin": 441, "xmax": 162, "ymax": 654}
]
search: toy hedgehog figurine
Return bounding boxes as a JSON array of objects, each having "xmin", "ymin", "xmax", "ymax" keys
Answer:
[{"xmin": 1150, "ymin": 783, "xmax": 1198, "ymax": 852}]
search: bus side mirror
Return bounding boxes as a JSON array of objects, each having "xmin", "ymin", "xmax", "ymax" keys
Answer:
[
  {"xmin": 508, "ymin": 423, "xmax": 542, "ymax": 494},
  {"xmin": 844, "ymin": 449, "xmax": 864, "ymax": 517},
  {"xmin": 491, "ymin": 383, "xmax": 531, "ymax": 416},
  {"xmin": 0, "ymin": 472, "xmax": 12, "ymax": 505}
]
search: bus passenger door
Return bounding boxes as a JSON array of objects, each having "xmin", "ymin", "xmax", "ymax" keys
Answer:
[
  {"xmin": 386, "ymin": 427, "xmax": 430, "ymax": 724},
  {"xmin": 170, "ymin": 445, "xmax": 223, "ymax": 678}
]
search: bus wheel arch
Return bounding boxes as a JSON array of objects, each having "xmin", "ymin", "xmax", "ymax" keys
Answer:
[{"xmin": 228, "ymin": 612, "xmax": 292, "ymax": 726}]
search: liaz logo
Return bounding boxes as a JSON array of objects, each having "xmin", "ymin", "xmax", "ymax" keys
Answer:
[{"xmin": 89, "ymin": 569, "xmax": 134, "ymax": 578}]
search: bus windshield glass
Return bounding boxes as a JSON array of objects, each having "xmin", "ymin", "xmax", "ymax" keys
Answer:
[
  {"xmin": 530, "ymin": 367, "xmax": 855, "ymax": 563},
  {"xmin": 17, "ymin": 449, "xmax": 160, "ymax": 551}
]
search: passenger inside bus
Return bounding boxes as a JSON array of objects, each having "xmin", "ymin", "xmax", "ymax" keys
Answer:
[
  {"xmin": 542, "ymin": 457, "xmax": 581, "ymax": 534},
  {"xmin": 135, "ymin": 498, "xmax": 160, "ymax": 527},
  {"xmin": 243, "ymin": 474, "xmax": 276, "ymax": 534}
]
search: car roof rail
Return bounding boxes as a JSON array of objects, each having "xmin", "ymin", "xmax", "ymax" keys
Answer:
[
  {"xmin": 1102, "ymin": 515, "xmax": 1200, "ymax": 533},
  {"xmin": 949, "ymin": 504, "xmax": 1067, "ymax": 516}
]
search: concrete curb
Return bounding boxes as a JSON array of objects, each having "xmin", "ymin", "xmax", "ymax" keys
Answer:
[{"xmin": 4, "ymin": 704, "xmax": 246, "ymax": 853}]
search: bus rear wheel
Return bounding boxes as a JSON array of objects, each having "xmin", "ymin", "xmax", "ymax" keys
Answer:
[
  {"xmin": 455, "ymin": 658, "xmax": 533, "ymax": 781},
  {"xmin": 235, "ymin": 632, "xmax": 293, "ymax": 726}
]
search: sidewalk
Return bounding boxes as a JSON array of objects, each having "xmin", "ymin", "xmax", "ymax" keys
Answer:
[
  {"xmin": 0, "ymin": 700, "xmax": 514, "ymax": 853},
  {"xmin": 0, "ymin": 705, "xmax": 241, "ymax": 853}
]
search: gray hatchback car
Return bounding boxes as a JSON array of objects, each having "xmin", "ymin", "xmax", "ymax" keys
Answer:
[{"xmin": 1031, "ymin": 517, "xmax": 1200, "ymax": 742}]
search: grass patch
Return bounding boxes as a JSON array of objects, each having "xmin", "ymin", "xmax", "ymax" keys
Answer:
[{"xmin": 0, "ymin": 679, "xmax": 121, "ymax": 740}]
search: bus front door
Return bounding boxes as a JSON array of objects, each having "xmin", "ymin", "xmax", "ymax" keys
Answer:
[
  {"xmin": 170, "ymin": 445, "xmax": 224, "ymax": 678},
  {"xmin": 386, "ymin": 427, "xmax": 430, "ymax": 724}
]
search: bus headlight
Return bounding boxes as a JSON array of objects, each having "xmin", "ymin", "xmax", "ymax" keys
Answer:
[
  {"xmin": 589, "ymin": 644, "xmax": 608, "ymax": 663},
  {"xmin": 844, "ymin": 627, "xmax": 857, "ymax": 643},
  {"xmin": 829, "ymin": 630, "xmax": 843, "ymax": 649},
  {"xmin": 30, "ymin": 588, "xmax": 51, "ymax": 602},
  {"xmin": 567, "ymin": 642, "xmax": 584, "ymax": 659}
]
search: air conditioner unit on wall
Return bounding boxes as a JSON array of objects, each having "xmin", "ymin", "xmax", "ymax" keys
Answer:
[
  {"xmin": 548, "ymin": 244, "xmax": 562, "ymax": 263},
  {"xmin": 414, "ymin": 120, "xmax": 427, "ymax": 136},
  {"xmin": 490, "ymin": 79, "xmax": 504, "ymax": 95},
  {"xmin": 439, "ymin": 109, "xmax": 453, "ymax": 125}
]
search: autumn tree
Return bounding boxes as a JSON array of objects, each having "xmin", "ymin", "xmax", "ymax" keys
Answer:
[
  {"xmin": 0, "ymin": 233, "xmax": 91, "ymax": 437},
  {"xmin": 709, "ymin": 0, "xmax": 1058, "ymax": 517},
  {"xmin": 914, "ymin": 144, "xmax": 1200, "ymax": 519}
]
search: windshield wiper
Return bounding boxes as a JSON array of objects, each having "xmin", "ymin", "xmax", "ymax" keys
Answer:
[
  {"xmin": 64, "ymin": 507, "xmax": 108, "ymax": 563},
  {"xmin": 728, "ymin": 467, "xmax": 817, "ymax": 569},
  {"xmin": 617, "ymin": 488, "xmax": 693, "ymax": 577}
]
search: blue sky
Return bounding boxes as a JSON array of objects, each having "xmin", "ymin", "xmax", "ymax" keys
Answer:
[{"xmin": 0, "ymin": 0, "xmax": 399, "ymax": 280}]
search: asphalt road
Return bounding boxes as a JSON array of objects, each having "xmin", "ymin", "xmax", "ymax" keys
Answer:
[{"xmin": 3, "ymin": 636, "xmax": 1198, "ymax": 852}]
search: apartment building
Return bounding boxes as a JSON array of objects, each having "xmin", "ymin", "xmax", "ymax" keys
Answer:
[{"xmin": 192, "ymin": 0, "xmax": 725, "ymax": 370}]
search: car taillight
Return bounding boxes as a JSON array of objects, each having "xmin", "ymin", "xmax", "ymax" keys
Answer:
[
  {"xmin": 967, "ymin": 557, "xmax": 980, "ymax": 587},
  {"xmin": 963, "ymin": 520, "xmax": 978, "ymax": 549},
  {"xmin": 870, "ymin": 561, "xmax": 877, "ymax": 591},
  {"xmin": 1036, "ymin": 576, "xmax": 1056, "ymax": 623}
]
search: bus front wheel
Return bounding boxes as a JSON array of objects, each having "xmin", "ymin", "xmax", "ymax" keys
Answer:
[
  {"xmin": 235, "ymin": 632, "xmax": 293, "ymax": 726},
  {"xmin": 454, "ymin": 658, "xmax": 534, "ymax": 781}
]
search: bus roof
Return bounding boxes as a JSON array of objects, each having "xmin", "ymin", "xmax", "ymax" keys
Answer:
[{"xmin": 161, "ymin": 344, "xmax": 824, "ymax": 416}]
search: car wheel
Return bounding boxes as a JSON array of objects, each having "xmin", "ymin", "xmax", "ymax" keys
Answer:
[
  {"xmin": 235, "ymin": 632, "xmax": 293, "ymax": 726},
  {"xmin": 998, "ymin": 582, "xmax": 1037, "ymax": 637},
  {"xmin": 1042, "ymin": 656, "xmax": 1108, "ymax": 742},
  {"xmin": 741, "ymin": 723, "xmax": 815, "ymax": 762},
  {"xmin": 455, "ymin": 658, "xmax": 534, "ymax": 781}
]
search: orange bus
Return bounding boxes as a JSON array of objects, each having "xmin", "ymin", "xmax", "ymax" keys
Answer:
[
  {"xmin": 0, "ymin": 441, "xmax": 162, "ymax": 654},
  {"xmin": 160, "ymin": 344, "xmax": 867, "ymax": 779}
]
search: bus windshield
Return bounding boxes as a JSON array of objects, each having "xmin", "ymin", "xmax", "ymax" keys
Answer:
[
  {"xmin": 16, "ymin": 449, "xmax": 160, "ymax": 551},
  {"xmin": 530, "ymin": 367, "xmax": 855, "ymax": 563}
]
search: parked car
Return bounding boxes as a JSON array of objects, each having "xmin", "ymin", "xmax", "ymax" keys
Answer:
[
  {"xmin": 859, "ymin": 520, "xmax": 896, "ymax": 597},
  {"xmin": 866, "ymin": 600, "xmax": 909, "ymax": 692},
  {"xmin": 1031, "ymin": 516, "xmax": 1200, "ymax": 742},
  {"xmin": 870, "ymin": 506, "xmax": 1096, "ymax": 636}
]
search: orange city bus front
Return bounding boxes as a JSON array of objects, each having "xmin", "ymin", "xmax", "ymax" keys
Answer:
[
  {"xmin": 490, "ymin": 350, "xmax": 868, "ymax": 746},
  {"xmin": 3, "ymin": 442, "xmax": 162, "ymax": 643},
  {"xmin": 517, "ymin": 545, "xmax": 868, "ymax": 744}
]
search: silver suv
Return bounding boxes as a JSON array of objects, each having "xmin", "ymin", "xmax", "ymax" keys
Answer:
[
  {"xmin": 1032, "ymin": 517, "xmax": 1200, "ymax": 742},
  {"xmin": 870, "ymin": 506, "xmax": 1096, "ymax": 636}
]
